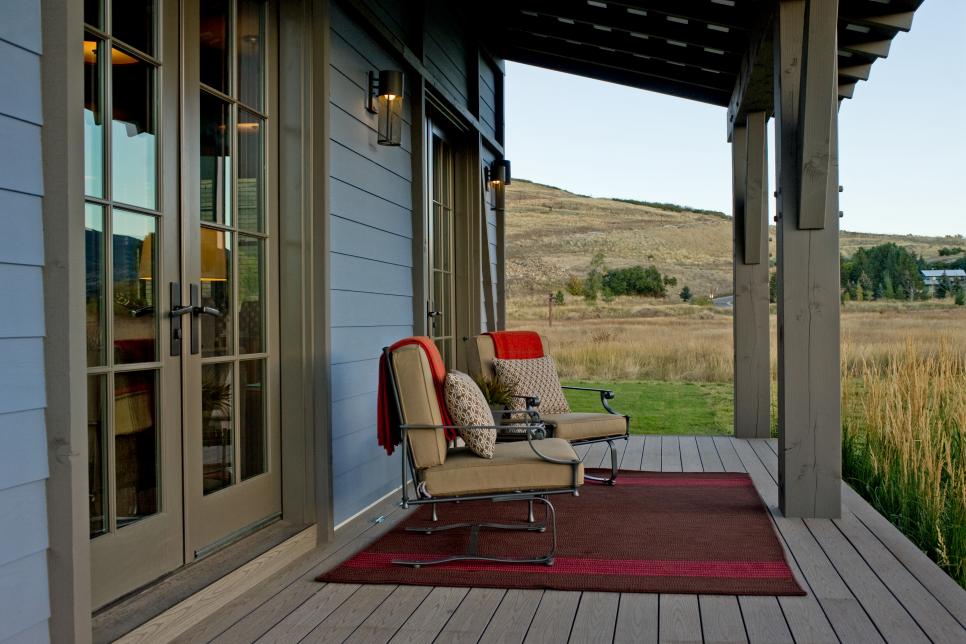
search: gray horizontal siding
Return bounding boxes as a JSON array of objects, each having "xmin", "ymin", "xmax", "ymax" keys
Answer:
[
  {"xmin": 0, "ymin": 3, "xmax": 50, "ymax": 640},
  {"xmin": 479, "ymin": 54, "xmax": 497, "ymax": 141},
  {"xmin": 329, "ymin": 3, "xmax": 415, "ymax": 525},
  {"xmin": 424, "ymin": 2, "xmax": 471, "ymax": 106}
]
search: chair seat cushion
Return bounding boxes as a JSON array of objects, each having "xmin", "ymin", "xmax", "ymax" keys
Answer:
[
  {"xmin": 542, "ymin": 413, "xmax": 628, "ymax": 441},
  {"xmin": 419, "ymin": 438, "xmax": 583, "ymax": 497}
]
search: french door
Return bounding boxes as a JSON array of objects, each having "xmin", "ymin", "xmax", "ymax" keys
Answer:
[
  {"xmin": 84, "ymin": 0, "xmax": 280, "ymax": 609},
  {"xmin": 427, "ymin": 121, "xmax": 457, "ymax": 366}
]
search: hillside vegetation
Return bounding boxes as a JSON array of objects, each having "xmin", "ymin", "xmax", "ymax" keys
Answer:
[{"xmin": 506, "ymin": 179, "xmax": 964, "ymax": 302}]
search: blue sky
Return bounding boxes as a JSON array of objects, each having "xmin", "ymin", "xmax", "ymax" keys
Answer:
[{"xmin": 505, "ymin": 0, "xmax": 966, "ymax": 237}]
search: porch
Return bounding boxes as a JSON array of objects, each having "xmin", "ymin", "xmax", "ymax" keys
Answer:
[{"xmin": 122, "ymin": 436, "xmax": 966, "ymax": 643}]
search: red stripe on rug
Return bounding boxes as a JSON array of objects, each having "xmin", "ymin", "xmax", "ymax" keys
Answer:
[
  {"xmin": 612, "ymin": 478, "xmax": 753, "ymax": 488},
  {"xmin": 341, "ymin": 553, "xmax": 794, "ymax": 579}
]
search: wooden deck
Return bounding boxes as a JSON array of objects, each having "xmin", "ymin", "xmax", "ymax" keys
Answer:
[{"xmin": 137, "ymin": 437, "xmax": 966, "ymax": 643}]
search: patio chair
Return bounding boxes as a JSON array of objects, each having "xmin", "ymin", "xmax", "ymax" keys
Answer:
[
  {"xmin": 466, "ymin": 333, "xmax": 630, "ymax": 485},
  {"xmin": 384, "ymin": 342, "xmax": 584, "ymax": 567}
]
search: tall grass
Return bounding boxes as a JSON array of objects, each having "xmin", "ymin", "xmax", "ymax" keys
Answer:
[{"xmin": 842, "ymin": 341, "xmax": 966, "ymax": 586}]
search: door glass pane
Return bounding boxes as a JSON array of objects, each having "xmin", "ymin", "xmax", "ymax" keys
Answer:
[
  {"xmin": 201, "ymin": 228, "xmax": 233, "ymax": 358},
  {"xmin": 237, "ymin": 0, "xmax": 265, "ymax": 111},
  {"xmin": 113, "ymin": 210, "xmax": 157, "ymax": 364},
  {"xmin": 112, "ymin": 49, "xmax": 157, "ymax": 209},
  {"xmin": 239, "ymin": 359, "xmax": 266, "ymax": 480},
  {"xmin": 238, "ymin": 235, "xmax": 263, "ymax": 354},
  {"xmin": 237, "ymin": 110, "xmax": 263, "ymax": 232},
  {"xmin": 85, "ymin": 0, "xmax": 102, "ymax": 29},
  {"xmin": 85, "ymin": 204, "xmax": 106, "ymax": 367},
  {"xmin": 88, "ymin": 374, "xmax": 108, "ymax": 538},
  {"xmin": 84, "ymin": 36, "xmax": 104, "ymax": 198},
  {"xmin": 203, "ymin": 362, "xmax": 234, "ymax": 494},
  {"xmin": 112, "ymin": 0, "xmax": 155, "ymax": 56},
  {"xmin": 200, "ymin": 0, "xmax": 231, "ymax": 93},
  {"xmin": 200, "ymin": 92, "xmax": 232, "ymax": 225},
  {"xmin": 114, "ymin": 370, "xmax": 159, "ymax": 527}
]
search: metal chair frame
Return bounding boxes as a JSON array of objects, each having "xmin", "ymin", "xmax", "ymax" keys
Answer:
[{"xmin": 384, "ymin": 347, "xmax": 582, "ymax": 568}]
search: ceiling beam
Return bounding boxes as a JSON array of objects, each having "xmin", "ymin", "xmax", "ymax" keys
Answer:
[
  {"xmin": 503, "ymin": 45, "xmax": 732, "ymax": 106},
  {"xmin": 507, "ymin": 3, "xmax": 744, "ymax": 54},
  {"xmin": 840, "ymin": 39, "xmax": 892, "ymax": 58},
  {"xmin": 602, "ymin": 0, "xmax": 753, "ymax": 31},
  {"xmin": 838, "ymin": 63, "xmax": 872, "ymax": 80},
  {"xmin": 839, "ymin": 82, "xmax": 856, "ymax": 99},
  {"xmin": 506, "ymin": 19, "xmax": 740, "ymax": 74}
]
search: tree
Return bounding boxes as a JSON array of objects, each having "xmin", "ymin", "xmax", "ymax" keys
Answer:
[
  {"xmin": 841, "ymin": 243, "xmax": 926, "ymax": 301},
  {"xmin": 583, "ymin": 252, "xmax": 606, "ymax": 302},
  {"xmin": 601, "ymin": 265, "xmax": 667, "ymax": 297},
  {"xmin": 553, "ymin": 290, "xmax": 565, "ymax": 305},
  {"xmin": 935, "ymin": 277, "xmax": 950, "ymax": 300},
  {"xmin": 769, "ymin": 272, "xmax": 777, "ymax": 303},
  {"xmin": 955, "ymin": 287, "xmax": 965, "ymax": 306},
  {"xmin": 679, "ymin": 286, "xmax": 693, "ymax": 302}
]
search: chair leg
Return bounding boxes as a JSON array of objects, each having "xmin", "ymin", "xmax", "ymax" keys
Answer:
[
  {"xmin": 431, "ymin": 503, "xmax": 438, "ymax": 522},
  {"xmin": 527, "ymin": 499, "xmax": 535, "ymax": 523},
  {"xmin": 394, "ymin": 497, "xmax": 557, "ymax": 568},
  {"xmin": 583, "ymin": 439, "xmax": 620, "ymax": 485}
]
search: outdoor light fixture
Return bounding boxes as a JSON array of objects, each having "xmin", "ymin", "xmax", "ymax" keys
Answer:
[
  {"xmin": 485, "ymin": 158, "xmax": 511, "ymax": 188},
  {"xmin": 367, "ymin": 70, "xmax": 404, "ymax": 146}
]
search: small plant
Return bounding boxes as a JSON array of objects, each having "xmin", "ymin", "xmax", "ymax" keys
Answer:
[
  {"xmin": 565, "ymin": 275, "xmax": 584, "ymax": 296},
  {"xmin": 554, "ymin": 290, "xmax": 565, "ymax": 305},
  {"xmin": 955, "ymin": 289, "xmax": 965, "ymax": 306},
  {"xmin": 473, "ymin": 375, "xmax": 513, "ymax": 407},
  {"xmin": 679, "ymin": 286, "xmax": 693, "ymax": 302}
]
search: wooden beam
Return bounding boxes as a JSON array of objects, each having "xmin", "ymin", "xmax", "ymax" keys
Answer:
[
  {"xmin": 797, "ymin": 0, "xmax": 838, "ymax": 230},
  {"xmin": 841, "ymin": 39, "xmax": 892, "ymax": 58},
  {"xmin": 841, "ymin": 11, "xmax": 915, "ymax": 32},
  {"xmin": 773, "ymin": 0, "xmax": 842, "ymax": 519},
  {"xmin": 839, "ymin": 63, "xmax": 872, "ymax": 80},
  {"xmin": 744, "ymin": 111, "xmax": 767, "ymax": 265},
  {"xmin": 726, "ymin": 3, "xmax": 774, "ymax": 141},
  {"xmin": 838, "ymin": 81, "xmax": 856, "ymax": 99},
  {"xmin": 732, "ymin": 112, "xmax": 771, "ymax": 440}
]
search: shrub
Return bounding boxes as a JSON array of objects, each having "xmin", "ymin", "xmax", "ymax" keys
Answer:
[
  {"xmin": 601, "ymin": 265, "xmax": 668, "ymax": 297},
  {"xmin": 565, "ymin": 275, "xmax": 584, "ymax": 296},
  {"xmin": 679, "ymin": 286, "xmax": 693, "ymax": 302},
  {"xmin": 553, "ymin": 290, "xmax": 565, "ymax": 305},
  {"xmin": 956, "ymin": 289, "xmax": 965, "ymax": 306},
  {"xmin": 939, "ymin": 247, "xmax": 964, "ymax": 256}
]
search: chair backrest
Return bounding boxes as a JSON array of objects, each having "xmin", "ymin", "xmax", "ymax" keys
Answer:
[
  {"xmin": 465, "ymin": 333, "xmax": 550, "ymax": 381},
  {"xmin": 388, "ymin": 343, "xmax": 448, "ymax": 469}
]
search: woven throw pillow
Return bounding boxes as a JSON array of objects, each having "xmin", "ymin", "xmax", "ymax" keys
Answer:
[
  {"xmin": 493, "ymin": 356, "xmax": 571, "ymax": 415},
  {"xmin": 444, "ymin": 371, "xmax": 496, "ymax": 459}
]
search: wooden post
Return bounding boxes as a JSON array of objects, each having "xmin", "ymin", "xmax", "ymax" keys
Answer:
[
  {"xmin": 732, "ymin": 111, "xmax": 771, "ymax": 439},
  {"xmin": 548, "ymin": 292, "xmax": 554, "ymax": 327},
  {"xmin": 774, "ymin": 0, "xmax": 842, "ymax": 518}
]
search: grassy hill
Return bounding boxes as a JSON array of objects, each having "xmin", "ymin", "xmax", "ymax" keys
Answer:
[{"xmin": 506, "ymin": 179, "xmax": 964, "ymax": 301}]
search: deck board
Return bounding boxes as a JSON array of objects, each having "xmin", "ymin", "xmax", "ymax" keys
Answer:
[{"xmin": 180, "ymin": 435, "xmax": 966, "ymax": 644}]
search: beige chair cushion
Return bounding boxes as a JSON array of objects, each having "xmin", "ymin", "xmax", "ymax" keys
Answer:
[
  {"xmin": 419, "ymin": 438, "xmax": 583, "ymax": 497},
  {"xmin": 493, "ymin": 355, "xmax": 571, "ymax": 414},
  {"xmin": 542, "ymin": 412, "xmax": 628, "ymax": 441},
  {"xmin": 444, "ymin": 371, "xmax": 496, "ymax": 459},
  {"xmin": 466, "ymin": 334, "xmax": 550, "ymax": 382},
  {"xmin": 390, "ymin": 344, "xmax": 448, "ymax": 469}
]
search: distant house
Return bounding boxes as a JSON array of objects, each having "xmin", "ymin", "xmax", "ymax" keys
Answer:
[{"xmin": 921, "ymin": 269, "xmax": 966, "ymax": 293}]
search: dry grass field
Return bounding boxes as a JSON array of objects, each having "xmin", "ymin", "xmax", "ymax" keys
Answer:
[
  {"xmin": 511, "ymin": 302, "xmax": 966, "ymax": 383},
  {"xmin": 506, "ymin": 179, "xmax": 965, "ymax": 300}
]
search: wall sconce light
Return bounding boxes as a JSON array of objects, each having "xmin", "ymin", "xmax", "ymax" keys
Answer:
[
  {"xmin": 367, "ymin": 70, "xmax": 404, "ymax": 146},
  {"xmin": 484, "ymin": 159, "xmax": 511, "ymax": 190}
]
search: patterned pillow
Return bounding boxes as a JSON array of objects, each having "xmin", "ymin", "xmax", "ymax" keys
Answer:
[
  {"xmin": 493, "ymin": 356, "xmax": 571, "ymax": 415},
  {"xmin": 444, "ymin": 371, "xmax": 496, "ymax": 459}
]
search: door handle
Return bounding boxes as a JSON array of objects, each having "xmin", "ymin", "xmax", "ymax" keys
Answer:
[{"xmin": 197, "ymin": 306, "xmax": 223, "ymax": 318}]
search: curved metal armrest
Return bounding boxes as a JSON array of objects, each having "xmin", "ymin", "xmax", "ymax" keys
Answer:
[
  {"xmin": 525, "ymin": 427, "xmax": 580, "ymax": 465},
  {"xmin": 401, "ymin": 423, "xmax": 514, "ymax": 432},
  {"xmin": 560, "ymin": 385, "xmax": 621, "ymax": 415}
]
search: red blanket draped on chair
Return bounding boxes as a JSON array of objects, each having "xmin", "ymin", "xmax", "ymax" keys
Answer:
[
  {"xmin": 377, "ymin": 337, "xmax": 455, "ymax": 455},
  {"xmin": 485, "ymin": 330, "xmax": 545, "ymax": 359}
]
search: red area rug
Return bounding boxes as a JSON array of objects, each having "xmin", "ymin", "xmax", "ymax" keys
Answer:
[{"xmin": 318, "ymin": 470, "xmax": 804, "ymax": 596}]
